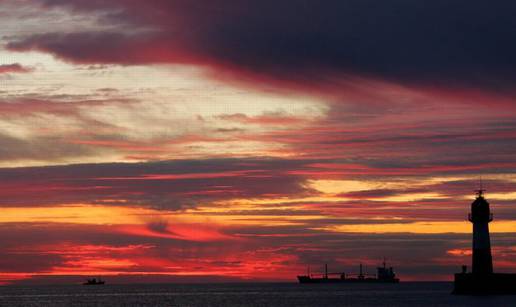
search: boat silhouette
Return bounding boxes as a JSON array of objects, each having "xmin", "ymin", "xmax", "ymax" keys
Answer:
[{"xmin": 83, "ymin": 278, "xmax": 105, "ymax": 285}]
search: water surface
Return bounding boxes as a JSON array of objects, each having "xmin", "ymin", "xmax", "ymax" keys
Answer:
[{"xmin": 0, "ymin": 282, "xmax": 515, "ymax": 306}]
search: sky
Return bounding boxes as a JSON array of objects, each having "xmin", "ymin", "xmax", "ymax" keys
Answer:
[{"xmin": 0, "ymin": 0, "xmax": 516, "ymax": 284}]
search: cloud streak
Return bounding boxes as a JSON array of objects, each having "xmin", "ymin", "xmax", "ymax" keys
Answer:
[{"xmin": 0, "ymin": 63, "xmax": 32, "ymax": 74}]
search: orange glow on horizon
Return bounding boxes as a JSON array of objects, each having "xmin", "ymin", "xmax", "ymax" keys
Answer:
[{"xmin": 318, "ymin": 220, "xmax": 516, "ymax": 234}]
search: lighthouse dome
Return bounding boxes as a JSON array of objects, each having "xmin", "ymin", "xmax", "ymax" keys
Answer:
[{"xmin": 470, "ymin": 195, "xmax": 491, "ymax": 223}]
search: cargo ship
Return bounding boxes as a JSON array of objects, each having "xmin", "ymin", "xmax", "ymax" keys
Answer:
[{"xmin": 298, "ymin": 260, "xmax": 399, "ymax": 283}]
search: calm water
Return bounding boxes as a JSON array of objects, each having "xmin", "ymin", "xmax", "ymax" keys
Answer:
[{"xmin": 0, "ymin": 282, "xmax": 515, "ymax": 307}]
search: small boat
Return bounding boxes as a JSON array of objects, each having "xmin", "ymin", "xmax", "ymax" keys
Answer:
[{"xmin": 83, "ymin": 278, "xmax": 105, "ymax": 285}]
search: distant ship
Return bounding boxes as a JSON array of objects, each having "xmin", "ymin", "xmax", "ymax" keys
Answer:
[
  {"xmin": 83, "ymin": 278, "xmax": 105, "ymax": 285},
  {"xmin": 298, "ymin": 260, "xmax": 399, "ymax": 284}
]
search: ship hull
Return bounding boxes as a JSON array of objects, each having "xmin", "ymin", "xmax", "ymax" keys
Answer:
[{"xmin": 83, "ymin": 282, "xmax": 105, "ymax": 285}]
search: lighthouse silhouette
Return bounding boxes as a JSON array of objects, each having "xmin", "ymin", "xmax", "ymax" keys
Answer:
[
  {"xmin": 468, "ymin": 187, "xmax": 493, "ymax": 274},
  {"xmin": 453, "ymin": 182, "xmax": 516, "ymax": 295}
]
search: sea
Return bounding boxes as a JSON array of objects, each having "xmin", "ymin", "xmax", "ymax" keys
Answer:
[{"xmin": 0, "ymin": 282, "xmax": 515, "ymax": 307}]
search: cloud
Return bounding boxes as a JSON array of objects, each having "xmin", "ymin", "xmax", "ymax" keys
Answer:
[
  {"xmin": 7, "ymin": 1, "xmax": 516, "ymax": 95},
  {"xmin": 217, "ymin": 112, "xmax": 310, "ymax": 126},
  {"xmin": 0, "ymin": 64, "xmax": 32, "ymax": 74},
  {"xmin": 0, "ymin": 132, "xmax": 96, "ymax": 163},
  {"xmin": 0, "ymin": 158, "xmax": 311, "ymax": 208}
]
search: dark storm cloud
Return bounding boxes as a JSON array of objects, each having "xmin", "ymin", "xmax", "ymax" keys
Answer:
[{"xmin": 8, "ymin": 0, "xmax": 516, "ymax": 92}]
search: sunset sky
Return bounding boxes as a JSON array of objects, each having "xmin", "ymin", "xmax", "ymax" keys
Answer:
[{"xmin": 1, "ymin": 0, "xmax": 516, "ymax": 284}]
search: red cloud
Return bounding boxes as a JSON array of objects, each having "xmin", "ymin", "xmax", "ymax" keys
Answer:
[{"xmin": 0, "ymin": 63, "xmax": 32, "ymax": 74}]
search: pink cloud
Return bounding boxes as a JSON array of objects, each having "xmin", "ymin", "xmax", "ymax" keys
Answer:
[{"xmin": 0, "ymin": 63, "xmax": 32, "ymax": 74}]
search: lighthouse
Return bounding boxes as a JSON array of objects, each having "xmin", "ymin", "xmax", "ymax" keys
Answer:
[
  {"xmin": 454, "ymin": 186, "xmax": 516, "ymax": 295},
  {"xmin": 468, "ymin": 188, "xmax": 493, "ymax": 274}
]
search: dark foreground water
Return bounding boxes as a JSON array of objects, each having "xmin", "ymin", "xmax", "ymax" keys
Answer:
[{"xmin": 1, "ymin": 282, "xmax": 516, "ymax": 307}]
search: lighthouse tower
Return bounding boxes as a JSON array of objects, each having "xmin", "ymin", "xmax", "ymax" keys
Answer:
[
  {"xmin": 468, "ymin": 188, "xmax": 493, "ymax": 274},
  {"xmin": 454, "ymin": 185, "xmax": 516, "ymax": 295}
]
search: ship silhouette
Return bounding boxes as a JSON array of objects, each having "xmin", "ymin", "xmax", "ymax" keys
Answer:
[
  {"xmin": 83, "ymin": 277, "xmax": 105, "ymax": 285},
  {"xmin": 298, "ymin": 260, "xmax": 399, "ymax": 283}
]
